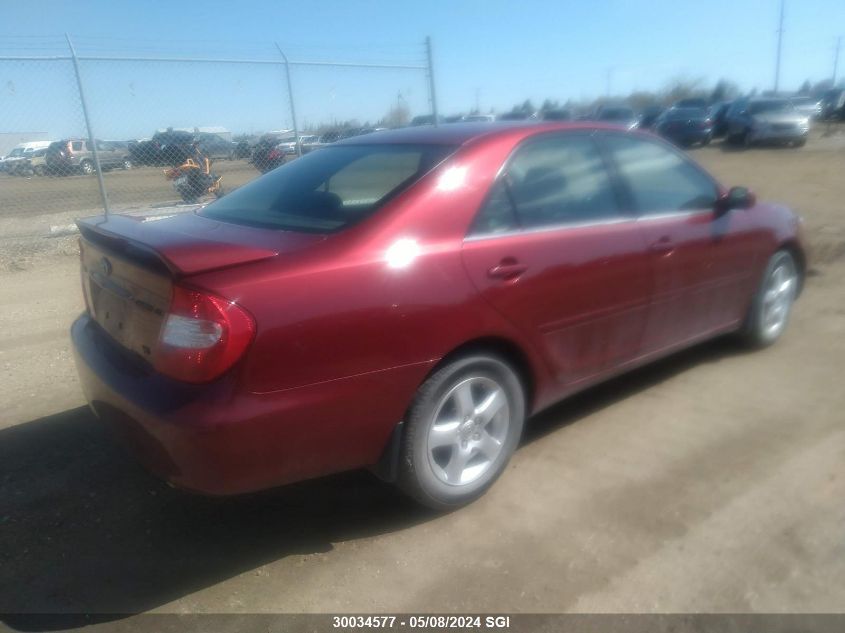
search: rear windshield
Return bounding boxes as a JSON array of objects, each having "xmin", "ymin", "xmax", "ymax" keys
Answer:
[{"xmin": 200, "ymin": 143, "xmax": 455, "ymax": 233}]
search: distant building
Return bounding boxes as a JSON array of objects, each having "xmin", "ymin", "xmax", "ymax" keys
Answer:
[{"xmin": 0, "ymin": 131, "xmax": 50, "ymax": 157}]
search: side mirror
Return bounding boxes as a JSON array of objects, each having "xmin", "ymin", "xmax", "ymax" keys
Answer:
[{"xmin": 716, "ymin": 186, "xmax": 756, "ymax": 213}]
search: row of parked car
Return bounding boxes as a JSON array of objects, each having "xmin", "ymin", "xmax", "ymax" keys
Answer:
[
  {"xmin": 0, "ymin": 130, "xmax": 253, "ymax": 177},
  {"xmin": 636, "ymin": 96, "xmax": 813, "ymax": 148},
  {"xmin": 0, "ymin": 139, "xmax": 135, "ymax": 177},
  {"xmin": 6, "ymin": 88, "xmax": 842, "ymax": 177}
]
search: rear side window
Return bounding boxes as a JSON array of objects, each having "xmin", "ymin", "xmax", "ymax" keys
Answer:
[
  {"xmin": 471, "ymin": 134, "xmax": 620, "ymax": 235},
  {"xmin": 602, "ymin": 135, "xmax": 718, "ymax": 213},
  {"xmin": 470, "ymin": 180, "xmax": 519, "ymax": 235},
  {"xmin": 201, "ymin": 143, "xmax": 454, "ymax": 233}
]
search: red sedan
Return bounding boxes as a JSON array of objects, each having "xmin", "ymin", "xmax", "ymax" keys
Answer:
[{"xmin": 72, "ymin": 122, "xmax": 804, "ymax": 509}]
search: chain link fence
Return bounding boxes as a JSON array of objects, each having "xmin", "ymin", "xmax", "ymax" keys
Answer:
[{"xmin": 0, "ymin": 36, "xmax": 436, "ymax": 226}]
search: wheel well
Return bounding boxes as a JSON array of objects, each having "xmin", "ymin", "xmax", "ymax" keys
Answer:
[
  {"xmin": 371, "ymin": 336, "xmax": 537, "ymax": 484},
  {"xmin": 430, "ymin": 337, "xmax": 536, "ymax": 411}
]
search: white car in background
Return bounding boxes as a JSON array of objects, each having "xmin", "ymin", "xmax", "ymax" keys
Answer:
[{"xmin": 0, "ymin": 141, "xmax": 52, "ymax": 173}]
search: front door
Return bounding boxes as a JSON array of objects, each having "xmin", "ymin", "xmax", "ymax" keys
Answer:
[{"xmin": 599, "ymin": 133, "xmax": 756, "ymax": 353}]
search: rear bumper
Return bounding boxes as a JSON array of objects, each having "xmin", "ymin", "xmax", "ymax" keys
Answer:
[{"xmin": 72, "ymin": 315, "xmax": 430, "ymax": 495}]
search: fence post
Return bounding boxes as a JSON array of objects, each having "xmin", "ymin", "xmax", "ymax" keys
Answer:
[
  {"xmin": 66, "ymin": 33, "xmax": 110, "ymax": 216},
  {"xmin": 275, "ymin": 43, "xmax": 301, "ymax": 156},
  {"xmin": 425, "ymin": 36, "xmax": 439, "ymax": 127}
]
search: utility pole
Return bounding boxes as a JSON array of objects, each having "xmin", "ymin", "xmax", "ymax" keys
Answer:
[
  {"xmin": 834, "ymin": 36, "xmax": 842, "ymax": 85},
  {"xmin": 425, "ymin": 36, "xmax": 439, "ymax": 126},
  {"xmin": 275, "ymin": 43, "xmax": 301, "ymax": 156},
  {"xmin": 66, "ymin": 33, "xmax": 110, "ymax": 215},
  {"xmin": 774, "ymin": 0, "xmax": 785, "ymax": 93}
]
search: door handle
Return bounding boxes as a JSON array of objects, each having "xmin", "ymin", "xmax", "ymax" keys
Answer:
[
  {"xmin": 488, "ymin": 259, "xmax": 528, "ymax": 280},
  {"xmin": 650, "ymin": 236, "xmax": 675, "ymax": 256}
]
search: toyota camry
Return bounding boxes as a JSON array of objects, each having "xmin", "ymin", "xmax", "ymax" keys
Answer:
[{"xmin": 72, "ymin": 122, "xmax": 805, "ymax": 509}]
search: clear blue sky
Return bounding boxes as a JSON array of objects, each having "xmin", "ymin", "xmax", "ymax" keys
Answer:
[{"xmin": 1, "ymin": 0, "xmax": 843, "ymax": 138}]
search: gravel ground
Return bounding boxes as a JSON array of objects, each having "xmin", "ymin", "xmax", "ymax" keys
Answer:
[{"xmin": 0, "ymin": 131, "xmax": 844, "ymax": 622}]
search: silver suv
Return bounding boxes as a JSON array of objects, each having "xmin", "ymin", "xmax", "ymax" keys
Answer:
[
  {"xmin": 726, "ymin": 98, "xmax": 810, "ymax": 148},
  {"xmin": 45, "ymin": 139, "xmax": 133, "ymax": 175}
]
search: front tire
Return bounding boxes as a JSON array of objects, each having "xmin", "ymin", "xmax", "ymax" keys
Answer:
[
  {"xmin": 398, "ymin": 354, "xmax": 525, "ymax": 510},
  {"xmin": 739, "ymin": 250, "xmax": 798, "ymax": 347},
  {"xmin": 80, "ymin": 160, "xmax": 94, "ymax": 175}
]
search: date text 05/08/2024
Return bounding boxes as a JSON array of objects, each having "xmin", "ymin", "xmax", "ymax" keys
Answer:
[{"xmin": 333, "ymin": 615, "xmax": 512, "ymax": 629}]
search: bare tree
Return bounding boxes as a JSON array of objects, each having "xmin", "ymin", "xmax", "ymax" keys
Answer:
[
  {"xmin": 660, "ymin": 75, "xmax": 708, "ymax": 105},
  {"xmin": 380, "ymin": 101, "xmax": 410, "ymax": 128},
  {"xmin": 710, "ymin": 79, "xmax": 741, "ymax": 103}
]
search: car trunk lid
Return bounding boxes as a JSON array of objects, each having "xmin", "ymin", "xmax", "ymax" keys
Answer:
[{"xmin": 77, "ymin": 212, "xmax": 323, "ymax": 362}]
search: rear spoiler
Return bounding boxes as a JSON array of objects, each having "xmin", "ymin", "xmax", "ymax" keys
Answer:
[{"xmin": 76, "ymin": 214, "xmax": 278, "ymax": 277}]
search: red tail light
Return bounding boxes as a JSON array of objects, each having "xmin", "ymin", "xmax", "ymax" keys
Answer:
[
  {"xmin": 154, "ymin": 285, "xmax": 255, "ymax": 383},
  {"xmin": 268, "ymin": 149, "xmax": 281, "ymax": 161}
]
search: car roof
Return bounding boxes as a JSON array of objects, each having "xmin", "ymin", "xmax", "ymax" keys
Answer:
[{"xmin": 334, "ymin": 121, "xmax": 632, "ymax": 147}]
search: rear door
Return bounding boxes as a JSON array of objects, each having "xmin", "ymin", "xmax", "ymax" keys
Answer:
[
  {"xmin": 461, "ymin": 132, "xmax": 652, "ymax": 388},
  {"xmin": 599, "ymin": 133, "xmax": 754, "ymax": 353},
  {"xmin": 94, "ymin": 140, "xmax": 119, "ymax": 168}
]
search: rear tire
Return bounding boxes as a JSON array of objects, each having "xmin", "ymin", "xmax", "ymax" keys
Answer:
[
  {"xmin": 80, "ymin": 160, "xmax": 94, "ymax": 175},
  {"xmin": 738, "ymin": 250, "xmax": 798, "ymax": 348},
  {"xmin": 122, "ymin": 157, "xmax": 133, "ymax": 170},
  {"xmin": 398, "ymin": 354, "xmax": 525, "ymax": 510},
  {"xmin": 33, "ymin": 165, "xmax": 45, "ymax": 176}
]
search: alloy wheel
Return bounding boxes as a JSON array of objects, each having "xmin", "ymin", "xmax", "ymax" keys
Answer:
[
  {"xmin": 761, "ymin": 257, "xmax": 797, "ymax": 339},
  {"xmin": 426, "ymin": 376, "xmax": 510, "ymax": 486}
]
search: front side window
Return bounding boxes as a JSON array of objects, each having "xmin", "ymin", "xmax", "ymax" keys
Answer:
[
  {"xmin": 201, "ymin": 143, "xmax": 454, "ymax": 233},
  {"xmin": 472, "ymin": 134, "xmax": 621, "ymax": 236},
  {"xmin": 602, "ymin": 134, "xmax": 718, "ymax": 213},
  {"xmin": 71, "ymin": 141, "xmax": 83, "ymax": 151}
]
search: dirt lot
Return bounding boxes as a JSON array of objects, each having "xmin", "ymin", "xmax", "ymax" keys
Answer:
[
  {"xmin": 0, "ymin": 159, "xmax": 261, "ymax": 219},
  {"xmin": 1, "ymin": 132, "xmax": 844, "ymax": 622}
]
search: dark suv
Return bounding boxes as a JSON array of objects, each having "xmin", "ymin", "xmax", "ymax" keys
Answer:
[
  {"xmin": 46, "ymin": 139, "xmax": 133, "ymax": 176},
  {"xmin": 129, "ymin": 131, "xmax": 194, "ymax": 166},
  {"xmin": 195, "ymin": 133, "xmax": 238, "ymax": 160}
]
